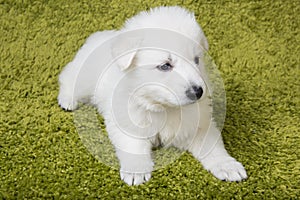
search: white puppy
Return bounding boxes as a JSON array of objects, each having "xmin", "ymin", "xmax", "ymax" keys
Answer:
[{"xmin": 58, "ymin": 6, "xmax": 247, "ymax": 185}]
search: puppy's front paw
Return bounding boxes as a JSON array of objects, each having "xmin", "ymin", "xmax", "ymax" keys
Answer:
[
  {"xmin": 207, "ymin": 159, "xmax": 247, "ymax": 182},
  {"xmin": 116, "ymin": 149, "xmax": 154, "ymax": 186},
  {"xmin": 58, "ymin": 94, "xmax": 78, "ymax": 111},
  {"xmin": 120, "ymin": 171, "xmax": 151, "ymax": 186}
]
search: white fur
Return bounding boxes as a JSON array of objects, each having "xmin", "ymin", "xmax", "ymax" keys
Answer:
[{"xmin": 58, "ymin": 6, "xmax": 247, "ymax": 185}]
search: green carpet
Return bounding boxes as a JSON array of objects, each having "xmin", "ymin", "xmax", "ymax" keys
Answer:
[{"xmin": 1, "ymin": 0, "xmax": 299, "ymax": 199}]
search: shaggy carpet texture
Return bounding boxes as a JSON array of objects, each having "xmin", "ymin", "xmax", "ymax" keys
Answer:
[{"xmin": 1, "ymin": 0, "xmax": 299, "ymax": 199}]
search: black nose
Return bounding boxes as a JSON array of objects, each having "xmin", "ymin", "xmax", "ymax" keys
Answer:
[{"xmin": 185, "ymin": 85, "xmax": 203, "ymax": 101}]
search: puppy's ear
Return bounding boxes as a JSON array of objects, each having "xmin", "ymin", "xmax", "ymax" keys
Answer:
[
  {"xmin": 111, "ymin": 37, "xmax": 142, "ymax": 71},
  {"xmin": 200, "ymin": 37, "xmax": 209, "ymax": 51}
]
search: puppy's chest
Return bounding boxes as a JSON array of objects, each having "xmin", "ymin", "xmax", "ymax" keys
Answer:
[{"xmin": 156, "ymin": 107, "xmax": 201, "ymax": 146}]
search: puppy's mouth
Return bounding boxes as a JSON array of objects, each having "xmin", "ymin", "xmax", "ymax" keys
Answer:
[
  {"xmin": 137, "ymin": 96, "xmax": 201, "ymax": 112},
  {"xmin": 135, "ymin": 96, "xmax": 178, "ymax": 112},
  {"xmin": 146, "ymin": 99, "xmax": 173, "ymax": 112},
  {"xmin": 132, "ymin": 87, "xmax": 205, "ymax": 112},
  {"xmin": 153, "ymin": 97, "xmax": 200, "ymax": 109}
]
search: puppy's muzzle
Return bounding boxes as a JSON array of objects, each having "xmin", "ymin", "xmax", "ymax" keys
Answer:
[{"xmin": 185, "ymin": 85, "xmax": 203, "ymax": 101}]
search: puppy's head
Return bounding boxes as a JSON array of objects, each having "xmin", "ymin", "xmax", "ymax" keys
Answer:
[
  {"xmin": 111, "ymin": 7, "xmax": 209, "ymax": 112},
  {"xmin": 112, "ymin": 39, "xmax": 208, "ymax": 112}
]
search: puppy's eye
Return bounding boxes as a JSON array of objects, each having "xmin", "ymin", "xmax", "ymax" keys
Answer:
[
  {"xmin": 157, "ymin": 62, "xmax": 173, "ymax": 71},
  {"xmin": 194, "ymin": 56, "xmax": 199, "ymax": 65}
]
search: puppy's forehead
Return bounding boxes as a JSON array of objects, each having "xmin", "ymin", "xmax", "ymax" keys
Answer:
[
  {"xmin": 137, "ymin": 28, "xmax": 202, "ymax": 55},
  {"xmin": 171, "ymin": 43, "xmax": 203, "ymax": 61},
  {"xmin": 136, "ymin": 49, "xmax": 170, "ymax": 65},
  {"xmin": 136, "ymin": 43, "xmax": 202, "ymax": 65}
]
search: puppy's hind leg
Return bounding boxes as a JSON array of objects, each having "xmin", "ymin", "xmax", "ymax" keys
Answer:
[
  {"xmin": 58, "ymin": 30, "xmax": 116, "ymax": 111},
  {"xmin": 58, "ymin": 62, "xmax": 80, "ymax": 111}
]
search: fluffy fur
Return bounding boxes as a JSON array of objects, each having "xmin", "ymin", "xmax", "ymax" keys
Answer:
[{"xmin": 58, "ymin": 6, "xmax": 247, "ymax": 185}]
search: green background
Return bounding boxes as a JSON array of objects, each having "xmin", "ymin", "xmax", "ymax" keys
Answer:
[{"xmin": 1, "ymin": 0, "xmax": 299, "ymax": 199}]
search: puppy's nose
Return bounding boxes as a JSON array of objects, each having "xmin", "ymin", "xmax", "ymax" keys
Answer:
[{"xmin": 185, "ymin": 85, "xmax": 203, "ymax": 101}]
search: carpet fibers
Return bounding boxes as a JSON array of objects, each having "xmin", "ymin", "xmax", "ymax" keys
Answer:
[{"xmin": 0, "ymin": 0, "xmax": 299, "ymax": 199}]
